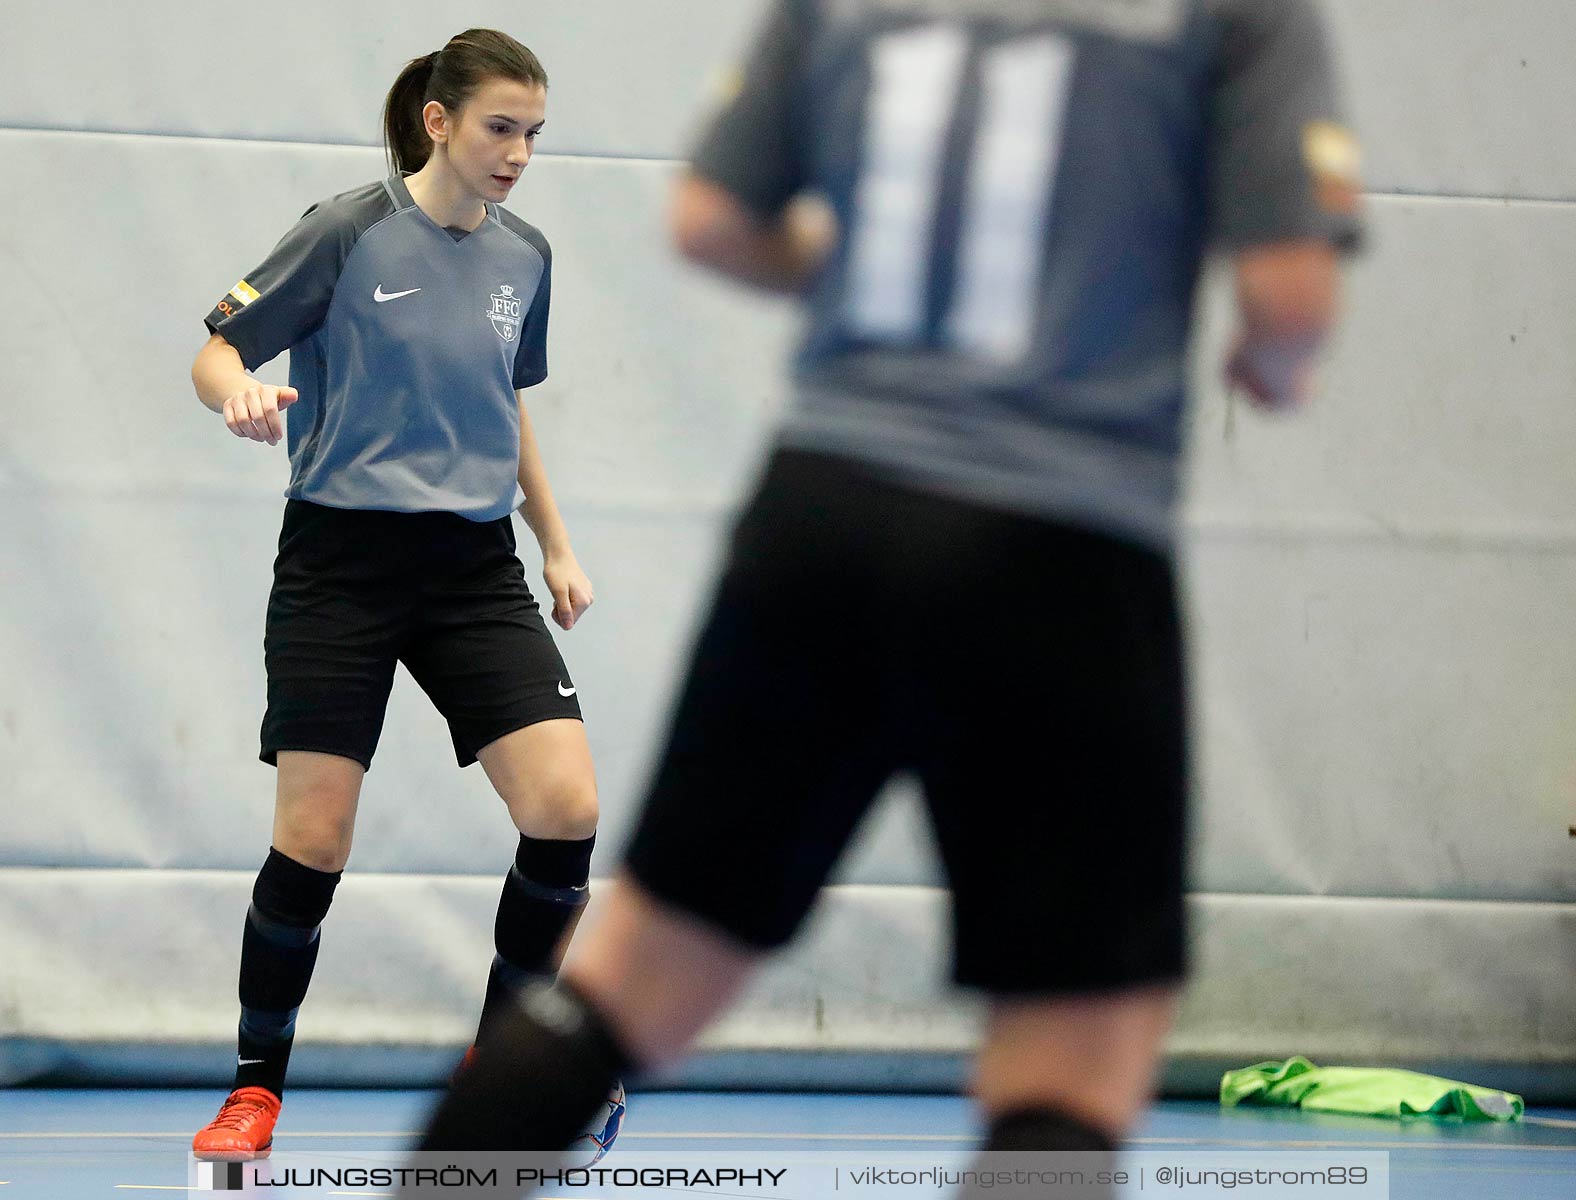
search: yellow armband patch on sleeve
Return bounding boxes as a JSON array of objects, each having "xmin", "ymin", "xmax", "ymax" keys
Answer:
[
  {"xmin": 1303, "ymin": 121, "xmax": 1363, "ymax": 217},
  {"xmin": 711, "ymin": 65, "xmax": 745, "ymax": 107}
]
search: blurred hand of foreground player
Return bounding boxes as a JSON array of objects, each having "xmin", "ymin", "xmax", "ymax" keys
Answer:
[
  {"xmin": 1228, "ymin": 240, "xmax": 1339, "ymax": 411},
  {"xmin": 224, "ymin": 384, "xmax": 298, "ymax": 445},
  {"xmin": 671, "ymin": 176, "xmax": 836, "ymax": 294},
  {"xmin": 544, "ymin": 553, "xmax": 594, "ymax": 631},
  {"xmin": 1225, "ymin": 334, "xmax": 1321, "ymax": 410}
]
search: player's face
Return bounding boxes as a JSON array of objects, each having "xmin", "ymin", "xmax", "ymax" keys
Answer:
[{"xmin": 448, "ymin": 77, "xmax": 547, "ymax": 203}]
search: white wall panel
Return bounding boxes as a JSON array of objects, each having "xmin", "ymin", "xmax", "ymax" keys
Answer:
[
  {"xmin": 0, "ymin": 0, "xmax": 766, "ymax": 161},
  {"xmin": 1176, "ymin": 893, "xmax": 1576, "ymax": 1075},
  {"xmin": 1329, "ymin": 0, "xmax": 1576, "ymax": 200},
  {"xmin": 1186, "ymin": 538, "xmax": 1576, "ymax": 902},
  {"xmin": 1177, "ymin": 193, "xmax": 1576, "ymax": 905},
  {"xmin": 1188, "ymin": 196, "xmax": 1576, "ymax": 536},
  {"xmin": 10, "ymin": 3, "xmax": 1576, "ymax": 199},
  {"xmin": 3, "ymin": 874, "xmax": 1571, "ymax": 1096}
]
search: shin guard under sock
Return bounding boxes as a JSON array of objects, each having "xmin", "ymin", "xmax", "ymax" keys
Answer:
[
  {"xmin": 234, "ymin": 848, "xmax": 342, "ymax": 1096},
  {"xmin": 476, "ymin": 834, "xmax": 593, "ymax": 1046},
  {"xmin": 426, "ymin": 979, "xmax": 631, "ymax": 1151}
]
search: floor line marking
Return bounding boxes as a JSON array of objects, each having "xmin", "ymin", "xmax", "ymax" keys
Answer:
[
  {"xmin": 1130, "ymin": 1136, "xmax": 1576, "ymax": 1154},
  {"xmin": 8, "ymin": 1130, "xmax": 1573, "ymax": 1153},
  {"xmin": 0, "ymin": 1131, "xmax": 417, "ymax": 1139},
  {"xmin": 0, "ymin": 1130, "xmax": 946, "ymax": 1142},
  {"xmin": 622, "ymin": 1132, "xmax": 971, "ymax": 1142},
  {"xmin": 616, "ymin": 1132, "xmax": 1576, "ymax": 1154}
]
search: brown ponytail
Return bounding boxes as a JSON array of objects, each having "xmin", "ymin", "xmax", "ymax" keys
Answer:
[
  {"xmin": 383, "ymin": 51, "xmax": 439, "ymax": 174},
  {"xmin": 382, "ymin": 30, "xmax": 549, "ymax": 176}
]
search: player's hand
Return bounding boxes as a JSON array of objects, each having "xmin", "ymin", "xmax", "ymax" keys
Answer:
[
  {"xmin": 543, "ymin": 554, "xmax": 594, "ymax": 631},
  {"xmin": 223, "ymin": 384, "xmax": 298, "ymax": 445},
  {"xmin": 1225, "ymin": 334, "xmax": 1318, "ymax": 412}
]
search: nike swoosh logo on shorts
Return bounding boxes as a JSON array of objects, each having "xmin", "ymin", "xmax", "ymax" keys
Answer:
[
  {"xmin": 237, "ymin": 1057, "xmax": 266, "ymax": 1066},
  {"xmin": 558, "ymin": 682, "xmax": 577, "ymax": 697},
  {"xmin": 373, "ymin": 285, "xmax": 421, "ymax": 303}
]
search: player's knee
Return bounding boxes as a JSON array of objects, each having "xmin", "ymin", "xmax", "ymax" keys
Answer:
[
  {"xmin": 519, "ymin": 776, "xmax": 599, "ymax": 841},
  {"xmin": 286, "ymin": 841, "xmax": 350, "ymax": 874},
  {"xmin": 274, "ymin": 808, "xmax": 355, "ymax": 872}
]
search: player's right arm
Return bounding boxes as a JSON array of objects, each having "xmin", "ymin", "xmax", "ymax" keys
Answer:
[
  {"xmin": 671, "ymin": 0, "xmax": 827, "ymax": 292},
  {"xmin": 672, "ymin": 182, "xmax": 833, "ymax": 294},
  {"xmin": 196, "ymin": 197, "xmax": 352, "ymax": 443},
  {"xmin": 1209, "ymin": 0, "xmax": 1364, "ymax": 409},
  {"xmin": 191, "ymin": 333, "xmax": 297, "ymax": 446}
]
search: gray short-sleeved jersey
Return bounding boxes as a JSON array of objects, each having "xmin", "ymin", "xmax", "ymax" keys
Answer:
[
  {"xmin": 692, "ymin": 0, "xmax": 1363, "ymax": 550},
  {"xmin": 205, "ymin": 175, "xmax": 551, "ymax": 522}
]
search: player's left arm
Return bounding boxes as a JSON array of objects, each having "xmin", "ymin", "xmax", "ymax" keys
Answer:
[
  {"xmin": 1226, "ymin": 240, "xmax": 1341, "ymax": 409},
  {"xmin": 515, "ymin": 393, "xmax": 593, "ymax": 631},
  {"xmin": 1209, "ymin": 0, "xmax": 1363, "ymax": 409}
]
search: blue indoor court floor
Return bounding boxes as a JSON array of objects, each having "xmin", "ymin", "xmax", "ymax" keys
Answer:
[{"xmin": 1, "ymin": 1090, "xmax": 1573, "ymax": 1199}]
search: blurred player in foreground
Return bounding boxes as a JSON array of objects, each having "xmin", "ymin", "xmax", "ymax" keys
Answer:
[{"xmin": 413, "ymin": 2, "xmax": 1362, "ymax": 1193}]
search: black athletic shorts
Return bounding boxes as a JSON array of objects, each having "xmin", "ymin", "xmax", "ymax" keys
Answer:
[
  {"xmin": 260, "ymin": 500, "xmax": 582, "ymax": 771},
  {"xmin": 625, "ymin": 450, "xmax": 1189, "ymax": 993}
]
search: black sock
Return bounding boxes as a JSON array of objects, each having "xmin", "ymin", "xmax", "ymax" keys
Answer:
[
  {"xmin": 476, "ymin": 834, "xmax": 594, "ymax": 1046},
  {"xmin": 233, "ymin": 848, "xmax": 342, "ymax": 1097},
  {"xmin": 955, "ymin": 1106, "xmax": 1119, "ymax": 1200},
  {"xmin": 985, "ymin": 1108, "xmax": 1116, "ymax": 1152},
  {"xmin": 425, "ymin": 979, "xmax": 631, "ymax": 1151}
]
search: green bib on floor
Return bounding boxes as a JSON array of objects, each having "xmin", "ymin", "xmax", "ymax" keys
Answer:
[{"xmin": 1220, "ymin": 1057, "xmax": 1523, "ymax": 1121}]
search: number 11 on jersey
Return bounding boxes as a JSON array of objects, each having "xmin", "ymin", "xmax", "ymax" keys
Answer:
[{"xmin": 843, "ymin": 24, "xmax": 1077, "ymax": 366}]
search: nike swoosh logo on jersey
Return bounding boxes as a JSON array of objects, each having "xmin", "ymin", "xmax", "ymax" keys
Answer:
[
  {"xmin": 558, "ymin": 682, "xmax": 577, "ymax": 697},
  {"xmin": 373, "ymin": 285, "xmax": 421, "ymax": 303}
]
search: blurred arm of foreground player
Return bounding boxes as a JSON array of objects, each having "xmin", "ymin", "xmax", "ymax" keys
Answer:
[
  {"xmin": 1226, "ymin": 239, "xmax": 1341, "ymax": 410},
  {"xmin": 671, "ymin": 174, "xmax": 835, "ymax": 295}
]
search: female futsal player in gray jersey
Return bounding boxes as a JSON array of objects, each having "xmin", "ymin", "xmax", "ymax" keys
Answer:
[
  {"xmin": 414, "ymin": 0, "xmax": 1363, "ymax": 1193},
  {"xmin": 188, "ymin": 29, "xmax": 616, "ymax": 1160}
]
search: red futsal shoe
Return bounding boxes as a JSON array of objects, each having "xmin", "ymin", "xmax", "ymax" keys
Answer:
[{"xmin": 192, "ymin": 1086, "xmax": 282, "ymax": 1161}]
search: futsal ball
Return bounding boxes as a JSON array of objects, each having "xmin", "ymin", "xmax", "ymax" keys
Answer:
[{"xmin": 566, "ymin": 1079, "xmax": 626, "ymax": 1167}]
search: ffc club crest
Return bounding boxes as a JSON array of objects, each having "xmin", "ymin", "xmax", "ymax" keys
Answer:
[{"xmin": 488, "ymin": 284, "xmax": 522, "ymax": 342}]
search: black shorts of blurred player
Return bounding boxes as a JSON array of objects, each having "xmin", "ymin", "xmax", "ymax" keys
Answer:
[{"xmin": 505, "ymin": 448, "xmax": 1189, "ymax": 1149}]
